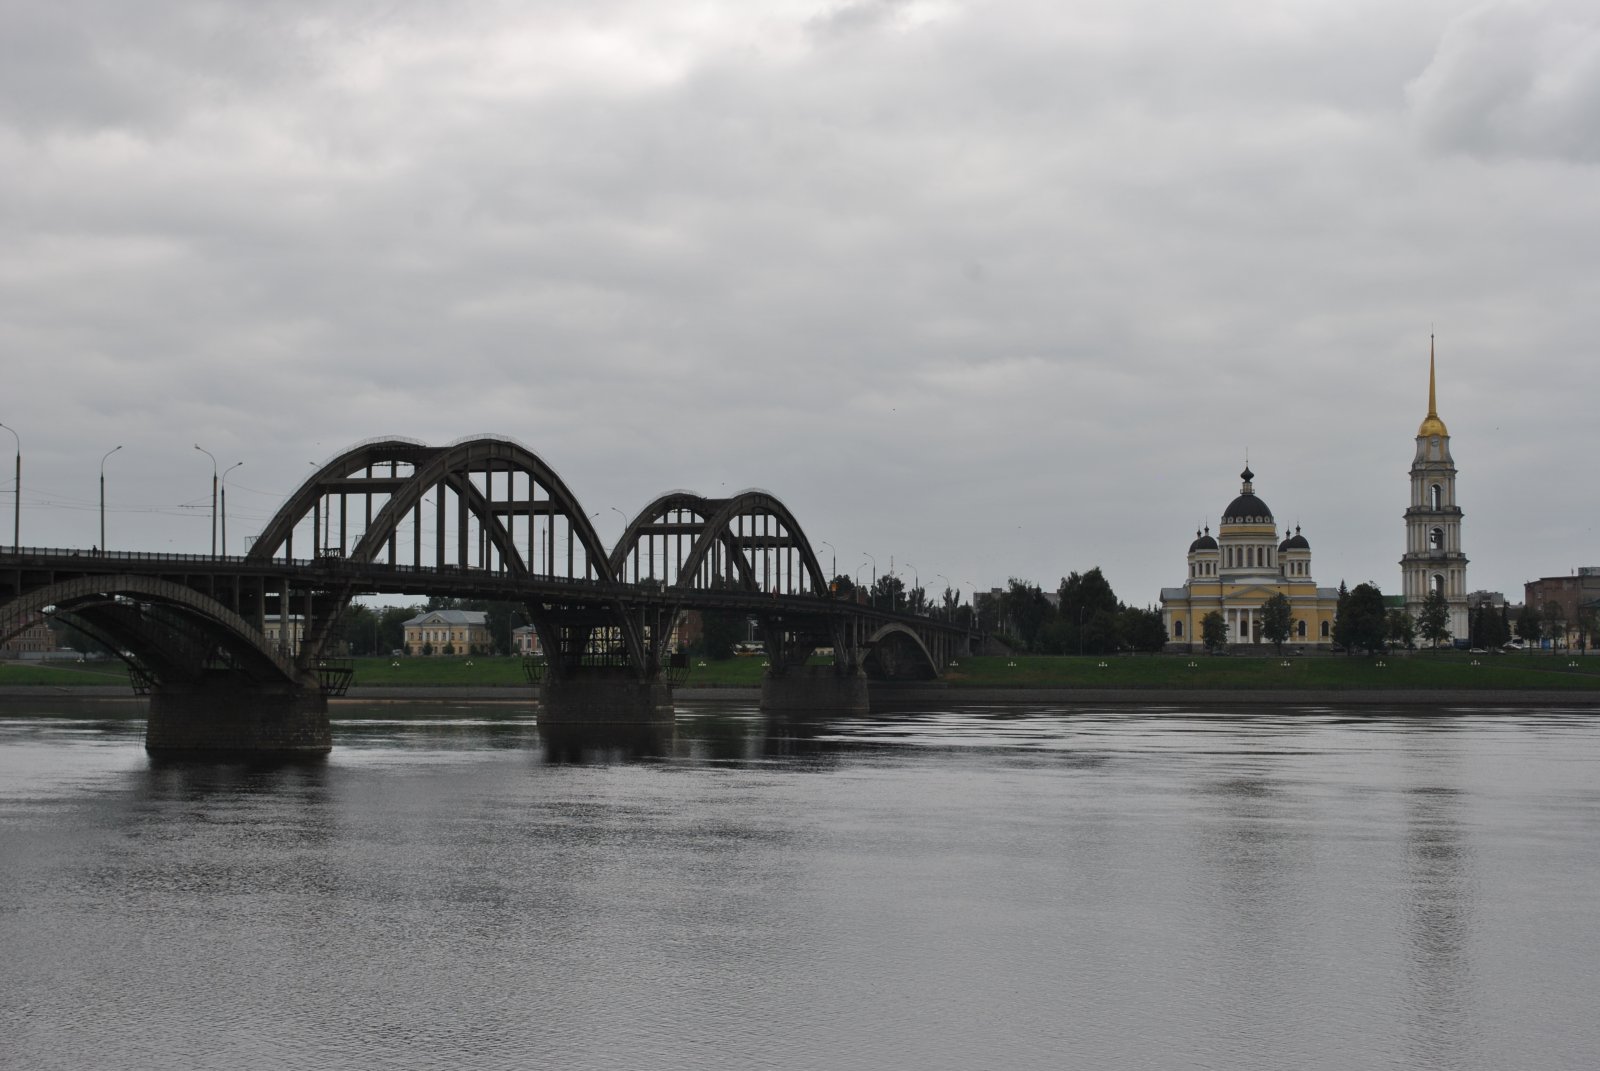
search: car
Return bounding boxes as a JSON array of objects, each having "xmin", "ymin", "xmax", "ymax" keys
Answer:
[{"xmin": 1469, "ymin": 647, "xmax": 1486, "ymax": 654}]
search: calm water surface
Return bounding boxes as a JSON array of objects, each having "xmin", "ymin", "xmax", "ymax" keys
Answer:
[{"xmin": 2, "ymin": 700, "xmax": 1598, "ymax": 1070}]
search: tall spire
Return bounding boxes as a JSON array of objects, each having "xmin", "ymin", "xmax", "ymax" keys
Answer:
[{"xmin": 1418, "ymin": 334, "xmax": 1449, "ymax": 438}]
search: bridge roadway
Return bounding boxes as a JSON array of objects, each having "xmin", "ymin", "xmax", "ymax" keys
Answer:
[{"xmin": 0, "ymin": 435, "xmax": 968, "ymax": 753}]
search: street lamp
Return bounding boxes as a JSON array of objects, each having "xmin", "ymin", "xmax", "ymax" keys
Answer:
[
  {"xmin": 937, "ymin": 573, "xmax": 951, "ymax": 621},
  {"xmin": 0, "ymin": 421, "xmax": 18, "ymax": 551},
  {"xmin": 194, "ymin": 444, "xmax": 218, "ymax": 555},
  {"xmin": 863, "ymin": 552, "xmax": 877, "ymax": 608},
  {"xmin": 99, "ymin": 445, "xmax": 121, "ymax": 551},
  {"xmin": 220, "ymin": 461, "xmax": 243, "ymax": 555},
  {"xmin": 905, "ymin": 561, "xmax": 919, "ymax": 613},
  {"xmin": 820, "ymin": 540, "xmax": 836, "ymax": 584}
]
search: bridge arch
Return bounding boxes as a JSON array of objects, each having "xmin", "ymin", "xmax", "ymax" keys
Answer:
[
  {"xmin": 249, "ymin": 436, "xmax": 614, "ymax": 584},
  {"xmin": 863, "ymin": 621, "xmax": 942, "ymax": 680},
  {"xmin": 671, "ymin": 491, "xmax": 831, "ymax": 597},
  {"xmin": 0, "ymin": 575, "xmax": 302, "ymax": 687}
]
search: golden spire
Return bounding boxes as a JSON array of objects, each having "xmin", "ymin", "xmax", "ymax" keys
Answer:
[{"xmin": 1418, "ymin": 334, "xmax": 1449, "ymax": 438}]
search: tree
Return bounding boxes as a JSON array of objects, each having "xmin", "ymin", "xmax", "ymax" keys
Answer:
[
  {"xmin": 1201, "ymin": 610, "xmax": 1228, "ymax": 654},
  {"xmin": 1515, "ymin": 603, "xmax": 1543, "ymax": 648},
  {"xmin": 1001, "ymin": 578, "xmax": 1053, "ymax": 652},
  {"xmin": 1332, "ymin": 581, "xmax": 1352, "ymax": 652},
  {"xmin": 1575, "ymin": 604, "xmax": 1598, "ymax": 652},
  {"xmin": 699, "ymin": 609, "xmax": 746, "ymax": 660},
  {"xmin": 1057, "ymin": 567, "xmax": 1121, "ymax": 655},
  {"xmin": 1334, "ymin": 582, "xmax": 1388, "ymax": 654},
  {"xmin": 1542, "ymin": 601, "xmax": 1568, "ymax": 651},
  {"xmin": 378, "ymin": 605, "xmax": 419, "ymax": 653},
  {"xmin": 697, "ymin": 573, "xmax": 746, "ymax": 660},
  {"xmin": 1119, "ymin": 606, "xmax": 1168, "ymax": 653},
  {"xmin": 1418, "ymin": 589, "xmax": 1452, "ymax": 649},
  {"xmin": 1386, "ymin": 607, "xmax": 1417, "ymax": 651},
  {"xmin": 870, "ymin": 573, "xmax": 906, "ymax": 612},
  {"xmin": 1260, "ymin": 592, "xmax": 1293, "ymax": 654},
  {"xmin": 829, "ymin": 573, "xmax": 857, "ymax": 600},
  {"xmin": 1488, "ymin": 604, "xmax": 1511, "ymax": 647}
]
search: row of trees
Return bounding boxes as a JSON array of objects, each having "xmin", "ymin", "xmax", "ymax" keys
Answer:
[{"xmin": 977, "ymin": 569, "xmax": 1167, "ymax": 655}]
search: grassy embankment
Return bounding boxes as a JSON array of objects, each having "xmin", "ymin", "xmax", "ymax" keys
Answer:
[{"xmin": 7, "ymin": 651, "xmax": 1600, "ymax": 691}]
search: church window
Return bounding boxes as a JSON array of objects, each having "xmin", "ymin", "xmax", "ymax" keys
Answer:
[
  {"xmin": 1297, "ymin": 620, "xmax": 1307, "ymax": 638},
  {"xmin": 1430, "ymin": 527, "xmax": 1444, "ymax": 550},
  {"xmin": 1174, "ymin": 620, "xmax": 1184, "ymax": 638},
  {"xmin": 1320, "ymin": 620, "xmax": 1330, "ymax": 638},
  {"xmin": 1430, "ymin": 484, "xmax": 1443, "ymax": 510},
  {"xmin": 1433, "ymin": 574, "xmax": 1446, "ymax": 596}
]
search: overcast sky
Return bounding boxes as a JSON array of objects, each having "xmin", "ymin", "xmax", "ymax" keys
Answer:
[{"xmin": 3, "ymin": 0, "xmax": 1597, "ymax": 607}]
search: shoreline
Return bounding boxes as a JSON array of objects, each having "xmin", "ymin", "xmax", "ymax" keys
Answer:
[{"xmin": 3, "ymin": 683, "xmax": 1599, "ymax": 708}]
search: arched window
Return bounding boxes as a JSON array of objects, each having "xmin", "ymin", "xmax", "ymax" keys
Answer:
[
  {"xmin": 1433, "ymin": 574, "xmax": 1446, "ymax": 596},
  {"xmin": 1297, "ymin": 620, "xmax": 1307, "ymax": 638},
  {"xmin": 1430, "ymin": 527, "xmax": 1445, "ymax": 550},
  {"xmin": 1430, "ymin": 484, "xmax": 1443, "ymax": 510},
  {"xmin": 1174, "ymin": 620, "xmax": 1184, "ymax": 639},
  {"xmin": 1320, "ymin": 620, "xmax": 1330, "ymax": 638}
]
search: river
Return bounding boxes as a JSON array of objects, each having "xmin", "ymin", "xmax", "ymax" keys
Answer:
[{"xmin": 2, "ymin": 699, "xmax": 1597, "ymax": 1070}]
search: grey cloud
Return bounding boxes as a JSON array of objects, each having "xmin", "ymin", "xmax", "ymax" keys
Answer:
[{"xmin": 1408, "ymin": 0, "xmax": 1600, "ymax": 163}]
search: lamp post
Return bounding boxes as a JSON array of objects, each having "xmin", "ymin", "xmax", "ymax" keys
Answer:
[
  {"xmin": 937, "ymin": 574, "xmax": 951, "ymax": 621},
  {"xmin": 820, "ymin": 540, "xmax": 836, "ymax": 584},
  {"xmin": 905, "ymin": 561, "xmax": 919, "ymax": 614},
  {"xmin": 0, "ymin": 421, "xmax": 18, "ymax": 551},
  {"xmin": 863, "ymin": 552, "xmax": 877, "ymax": 608},
  {"xmin": 220, "ymin": 461, "xmax": 243, "ymax": 555},
  {"xmin": 194, "ymin": 444, "xmax": 218, "ymax": 554},
  {"xmin": 99, "ymin": 446, "xmax": 122, "ymax": 551}
]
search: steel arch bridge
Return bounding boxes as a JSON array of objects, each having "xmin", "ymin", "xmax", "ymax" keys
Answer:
[{"xmin": 0, "ymin": 436, "xmax": 967, "ymax": 744}]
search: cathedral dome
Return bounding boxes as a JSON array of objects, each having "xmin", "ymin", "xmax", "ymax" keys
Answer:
[
  {"xmin": 1189, "ymin": 528, "xmax": 1217, "ymax": 552},
  {"xmin": 1279, "ymin": 526, "xmax": 1309, "ymax": 551},
  {"xmin": 1221, "ymin": 466, "xmax": 1273, "ymax": 524}
]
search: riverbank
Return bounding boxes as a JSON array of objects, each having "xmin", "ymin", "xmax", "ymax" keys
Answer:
[
  {"xmin": 6, "ymin": 652, "xmax": 1600, "ymax": 707},
  {"xmin": 4, "ymin": 682, "xmax": 1600, "ymax": 708},
  {"xmin": 10, "ymin": 651, "xmax": 1600, "ymax": 688}
]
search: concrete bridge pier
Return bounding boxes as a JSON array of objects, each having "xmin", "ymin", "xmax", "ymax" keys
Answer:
[
  {"xmin": 760, "ymin": 665, "xmax": 870, "ymax": 715},
  {"xmin": 538, "ymin": 672, "xmax": 675, "ymax": 727},
  {"xmin": 145, "ymin": 680, "xmax": 332, "ymax": 755}
]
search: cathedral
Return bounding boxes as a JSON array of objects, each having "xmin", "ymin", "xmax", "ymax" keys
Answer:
[
  {"xmin": 1159, "ymin": 467, "xmax": 1340, "ymax": 650},
  {"xmin": 1161, "ymin": 342, "xmax": 1465, "ymax": 651}
]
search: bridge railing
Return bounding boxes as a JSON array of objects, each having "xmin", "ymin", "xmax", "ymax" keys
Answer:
[{"xmin": 0, "ymin": 545, "xmax": 261, "ymax": 564}]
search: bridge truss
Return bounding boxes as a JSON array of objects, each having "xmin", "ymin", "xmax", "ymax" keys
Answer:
[{"xmin": 0, "ymin": 436, "xmax": 962, "ymax": 697}]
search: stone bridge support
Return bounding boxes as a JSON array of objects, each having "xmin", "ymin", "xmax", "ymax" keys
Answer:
[
  {"xmin": 538, "ymin": 671, "xmax": 675, "ymax": 726},
  {"xmin": 760, "ymin": 665, "xmax": 870, "ymax": 714},
  {"xmin": 146, "ymin": 678, "xmax": 331, "ymax": 754}
]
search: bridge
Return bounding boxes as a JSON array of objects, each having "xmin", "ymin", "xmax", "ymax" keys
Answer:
[{"xmin": 0, "ymin": 436, "xmax": 967, "ymax": 753}]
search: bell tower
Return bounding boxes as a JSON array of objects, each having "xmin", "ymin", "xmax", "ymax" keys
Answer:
[{"xmin": 1401, "ymin": 337, "xmax": 1468, "ymax": 639}]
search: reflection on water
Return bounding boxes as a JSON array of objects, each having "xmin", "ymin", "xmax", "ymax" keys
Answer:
[{"xmin": 2, "ymin": 701, "xmax": 1600, "ymax": 1071}]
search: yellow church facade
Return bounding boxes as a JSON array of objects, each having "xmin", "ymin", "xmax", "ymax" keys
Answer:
[{"xmin": 1160, "ymin": 467, "xmax": 1341, "ymax": 651}]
